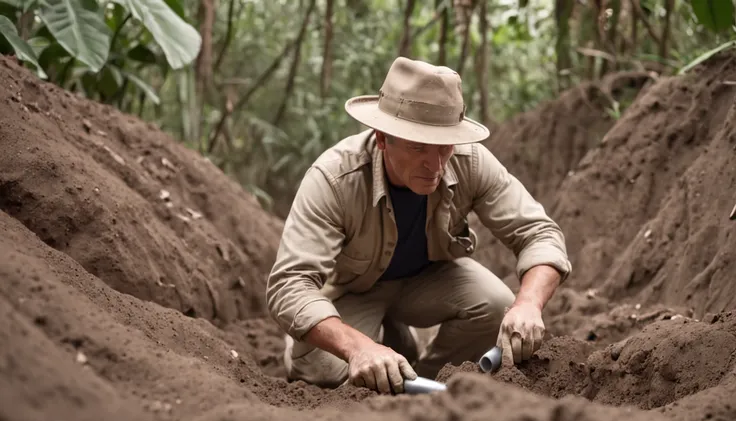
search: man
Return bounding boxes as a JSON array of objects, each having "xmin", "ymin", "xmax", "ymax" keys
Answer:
[{"xmin": 266, "ymin": 57, "xmax": 571, "ymax": 395}]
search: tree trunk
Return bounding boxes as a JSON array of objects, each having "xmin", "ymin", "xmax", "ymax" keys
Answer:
[
  {"xmin": 438, "ymin": 0, "xmax": 449, "ymax": 66},
  {"xmin": 195, "ymin": 0, "xmax": 217, "ymax": 150},
  {"xmin": 398, "ymin": 0, "xmax": 417, "ymax": 57},
  {"xmin": 273, "ymin": 0, "xmax": 317, "ymax": 126},
  {"xmin": 320, "ymin": 0, "xmax": 334, "ymax": 98},
  {"xmin": 554, "ymin": 0, "xmax": 574, "ymax": 91},
  {"xmin": 475, "ymin": 0, "xmax": 490, "ymax": 128}
]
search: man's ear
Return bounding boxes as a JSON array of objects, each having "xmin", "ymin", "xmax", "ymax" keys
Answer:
[{"xmin": 376, "ymin": 131, "xmax": 387, "ymax": 150}]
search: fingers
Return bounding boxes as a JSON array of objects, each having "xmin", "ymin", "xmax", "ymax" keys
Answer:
[
  {"xmin": 521, "ymin": 330, "xmax": 534, "ymax": 361},
  {"xmin": 352, "ymin": 376, "xmax": 366, "ymax": 388},
  {"xmin": 533, "ymin": 324, "xmax": 545, "ymax": 354},
  {"xmin": 353, "ymin": 364, "xmax": 377, "ymax": 391},
  {"xmin": 398, "ymin": 358, "xmax": 417, "ymax": 380},
  {"xmin": 386, "ymin": 359, "xmax": 405, "ymax": 394},
  {"xmin": 372, "ymin": 362, "xmax": 391, "ymax": 394},
  {"xmin": 510, "ymin": 331, "xmax": 523, "ymax": 364},
  {"xmin": 498, "ymin": 313, "xmax": 545, "ymax": 366},
  {"xmin": 351, "ymin": 354, "xmax": 414, "ymax": 395},
  {"xmin": 497, "ymin": 329, "xmax": 515, "ymax": 368}
]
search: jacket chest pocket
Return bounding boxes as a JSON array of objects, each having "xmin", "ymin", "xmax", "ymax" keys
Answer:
[
  {"xmin": 334, "ymin": 252, "xmax": 372, "ymax": 284},
  {"xmin": 445, "ymin": 205, "xmax": 476, "ymax": 257}
]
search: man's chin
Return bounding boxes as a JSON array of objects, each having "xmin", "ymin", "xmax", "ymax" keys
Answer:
[{"xmin": 411, "ymin": 181, "xmax": 439, "ymax": 195}]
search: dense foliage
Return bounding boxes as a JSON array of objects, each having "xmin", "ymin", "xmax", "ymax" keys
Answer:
[{"xmin": 1, "ymin": 0, "xmax": 734, "ymax": 215}]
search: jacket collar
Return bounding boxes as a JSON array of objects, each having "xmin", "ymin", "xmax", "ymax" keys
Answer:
[{"xmin": 369, "ymin": 131, "xmax": 459, "ymax": 207}]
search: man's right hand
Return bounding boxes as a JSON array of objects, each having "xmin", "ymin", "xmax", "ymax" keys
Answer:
[
  {"xmin": 347, "ymin": 341, "xmax": 417, "ymax": 394},
  {"xmin": 303, "ymin": 316, "xmax": 417, "ymax": 394}
]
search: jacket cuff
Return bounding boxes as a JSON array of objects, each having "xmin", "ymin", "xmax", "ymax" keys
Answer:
[
  {"xmin": 288, "ymin": 298, "xmax": 342, "ymax": 340},
  {"xmin": 516, "ymin": 243, "xmax": 572, "ymax": 284}
]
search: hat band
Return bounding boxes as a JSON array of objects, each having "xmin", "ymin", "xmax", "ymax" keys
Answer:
[{"xmin": 377, "ymin": 91, "xmax": 465, "ymax": 127}]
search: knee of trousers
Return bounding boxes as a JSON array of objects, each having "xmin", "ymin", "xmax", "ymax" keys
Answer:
[{"xmin": 453, "ymin": 269, "xmax": 516, "ymax": 332}]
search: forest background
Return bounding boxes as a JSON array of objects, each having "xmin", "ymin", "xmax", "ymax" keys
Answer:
[{"xmin": 1, "ymin": 0, "xmax": 734, "ymax": 218}]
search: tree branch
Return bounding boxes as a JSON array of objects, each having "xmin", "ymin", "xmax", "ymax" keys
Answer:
[
  {"xmin": 208, "ymin": 39, "xmax": 296, "ymax": 151},
  {"xmin": 474, "ymin": 0, "xmax": 490, "ymax": 128},
  {"xmin": 320, "ymin": 0, "xmax": 334, "ymax": 98},
  {"xmin": 630, "ymin": 0, "xmax": 661, "ymax": 45},
  {"xmin": 273, "ymin": 0, "xmax": 317, "ymax": 126},
  {"xmin": 214, "ymin": 0, "xmax": 238, "ymax": 73},
  {"xmin": 456, "ymin": 0, "xmax": 477, "ymax": 76},
  {"xmin": 412, "ymin": 0, "xmax": 448, "ymax": 39},
  {"xmin": 659, "ymin": 0, "xmax": 674, "ymax": 60},
  {"xmin": 398, "ymin": 0, "xmax": 417, "ymax": 57},
  {"xmin": 195, "ymin": 0, "xmax": 217, "ymax": 151},
  {"xmin": 438, "ymin": 0, "xmax": 449, "ymax": 66}
]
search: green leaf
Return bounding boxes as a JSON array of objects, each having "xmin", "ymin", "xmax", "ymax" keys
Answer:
[
  {"xmin": 678, "ymin": 39, "xmax": 736, "ymax": 74},
  {"xmin": 38, "ymin": 0, "xmax": 111, "ymax": 72},
  {"xmin": 27, "ymin": 36, "xmax": 51, "ymax": 56},
  {"xmin": 121, "ymin": 69, "xmax": 160, "ymax": 104},
  {"xmin": 689, "ymin": 0, "xmax": 735, "ymax": 32},
  {"xmin": 110, "ymin": 0, "xmax": 201, "ymax": 69},
  {"xmin": 98, "ymin": 64, "xmax": 122, "ymax": 97},
  {"xmin": 23, "ymin": 0, "xmax": 39, "ymax": 12},
  {"xmin": 0, "ymin": 14, "xmax": 47, "ymax": 78},
  {"xmin": 0, "ymin": 0, "xmax": 21, "ymax": 7},
  {"xmin": 37, "ymin": 41, "xmax": 69, "ymax": 68},
  {"xmin": 162, "ymin": 0, "xmax": 185, "ymax": 19},
  {"xmin": 127, "ymin": 43, "xmax": 158, "ymax": 63}
]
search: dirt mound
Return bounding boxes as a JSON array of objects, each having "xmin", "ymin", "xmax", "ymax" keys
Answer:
[
  {"xmin": 437, "ymin": 312, "xmax": 736, "ymax": 418},
  {"xmin": 549, "ymin": 52, "xmax": 736, "ymax": 318},
  {"xmin": 0, "ymin": 171, "xmax": 656, "ymax": 421},
  {"xmin": 0, "ymin": 209, "xmax": 375, "ymax": 420},
  {"xmin": 0, "ymin": 55, "xmax": 283, "ymax": 324},
  {"xmin": 471, "ymin": 71, "xmax": 654, "ymax": 285},
  {"xmin": 2, "ymin": 47, "xmax": 736, "ymax": 421}
]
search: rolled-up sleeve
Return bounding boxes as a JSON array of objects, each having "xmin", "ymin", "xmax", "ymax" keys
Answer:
[
  {"xmin": 471, "ymin": 145, "xmax": 572, "ymax": 282},
  {"xmin": 266, "ymin": 166, "xmax": 345, "ymax": 340}
]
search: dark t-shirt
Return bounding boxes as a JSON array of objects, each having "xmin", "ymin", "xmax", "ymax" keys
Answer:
[{"xmin": 378, "ymin": 182, "xmax": 432, "ymax": 281}]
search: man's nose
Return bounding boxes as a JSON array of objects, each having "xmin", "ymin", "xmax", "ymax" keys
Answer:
[{"xmin": 424, "ymin": 150, "xmax": 442, "ymax": 172}]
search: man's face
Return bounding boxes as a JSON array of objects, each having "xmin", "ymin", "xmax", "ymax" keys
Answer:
[{"xmin": 376, "ymin": 132, "xmax": 455, "ymax": 195}]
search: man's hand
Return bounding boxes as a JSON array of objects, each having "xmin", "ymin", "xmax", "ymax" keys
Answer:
[
  {"xmin": 347, "ymin": 342, "xmax": 417, "ymax": 394},
  {"xmin": 497, "ymin": 303, "xmax": 544, "ymax": 364},
  {"xmin": 496, "ymin": 264, "xmax": 562, "ymax": 365},
  {"xmin": 303, "ymin": 317, "xmax": 417, "ymax": 394}
]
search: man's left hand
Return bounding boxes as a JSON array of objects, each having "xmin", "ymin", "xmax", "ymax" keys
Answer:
[{"xmin": 496, "ymin": 302, "xmax": 545, "ymax": 365}]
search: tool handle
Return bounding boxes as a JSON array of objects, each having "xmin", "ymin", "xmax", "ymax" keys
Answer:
[{"xmin": 403, "ymin": 376, "xmax": 447, "ymax": 394}]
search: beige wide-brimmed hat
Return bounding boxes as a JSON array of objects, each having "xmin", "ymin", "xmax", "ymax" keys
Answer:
[{"xmin": 345, "ymin": 56, "xmax": 490, "ymax": 145}]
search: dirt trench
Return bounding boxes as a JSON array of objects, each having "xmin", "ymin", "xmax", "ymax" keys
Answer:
[{"xmin": 1, "ymin": 50, "xmax": 736, "ymax": 421}]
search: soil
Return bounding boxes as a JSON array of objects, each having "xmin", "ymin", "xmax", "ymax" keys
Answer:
[{"xmin": 1, "ymin": 47, "xmax": 736, "ymax": 421}]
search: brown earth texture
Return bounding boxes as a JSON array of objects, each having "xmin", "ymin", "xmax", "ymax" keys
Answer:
[{"xmin": 1, "ymin": 47, "xmax": 736, "ymax": 421}]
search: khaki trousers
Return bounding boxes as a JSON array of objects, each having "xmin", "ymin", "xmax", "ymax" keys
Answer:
[{"xmin": 283, "ymin": 257, "xmax": 516, "ymax": 385}]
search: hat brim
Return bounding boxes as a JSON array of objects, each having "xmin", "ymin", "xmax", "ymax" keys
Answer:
[{"xmin": 344, "ymin": 95, "xmax": 490, "ymax": 145}]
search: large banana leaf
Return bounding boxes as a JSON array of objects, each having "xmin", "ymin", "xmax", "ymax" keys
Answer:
[
  {"xmin": 689, "ymin": 0, "xmax": 735, "ymax": 33},
  {"xmin": 111, "ymin": 0, "xmax": 201, "ymax": 69},
  {"xmin": 38, "ymin": 0, "xmax": 111, "ymax": 72},
  {"xmin": 0, "ymin": 14, "xmax": 48, "ymax": 78}
]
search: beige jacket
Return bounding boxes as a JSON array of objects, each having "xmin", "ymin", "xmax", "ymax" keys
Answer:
[{"xmin": 266, "ymin": 130, "xmax": 571, "ymax": 340}]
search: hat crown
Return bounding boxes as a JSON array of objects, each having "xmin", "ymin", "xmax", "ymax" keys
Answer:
[{"xmin": 378, "ymin": 57, "xmax": 466, "ymax": 127}]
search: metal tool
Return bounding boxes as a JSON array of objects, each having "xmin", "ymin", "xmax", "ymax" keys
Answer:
[
  {"xmin": 478, "ymin": 346, "xmax": 503, "ymax": 373},
  {"xmin": 403, "ymin": 376, "xmax": 447, "ymax": 394},
  {"xmin": 399, "ymin": 346, "xmax": 502, "ymax": 394}
]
